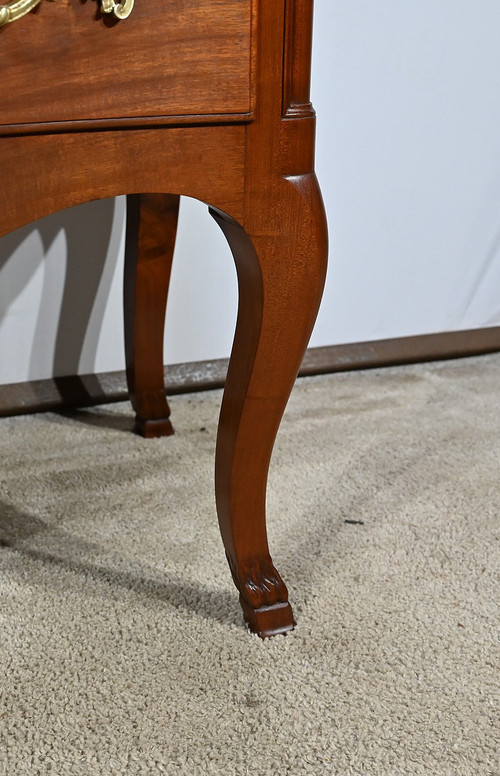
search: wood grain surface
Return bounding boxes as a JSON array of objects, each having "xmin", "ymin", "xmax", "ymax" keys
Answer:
[{"xmin": 0, "ymin": 0, "xmax": 253, "ymax": 129}]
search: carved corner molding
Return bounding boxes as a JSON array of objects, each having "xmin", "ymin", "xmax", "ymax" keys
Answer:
[{"xmin": 282, "ymin": 0, "xmax": 316, "ymax": 119}]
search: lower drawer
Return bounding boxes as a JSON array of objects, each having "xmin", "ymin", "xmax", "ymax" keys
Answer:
[{"xmin": 0, "ymin": 0, "xmax": 253, "ymax": 130}]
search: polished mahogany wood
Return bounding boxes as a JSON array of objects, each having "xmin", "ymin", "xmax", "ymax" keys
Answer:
[
  {"xmin": 0, "ymin": 0, "xmax": 327, "ymax": 637},
  {"xmin": 0, "ymin": 0, "xmax": 253, "ymax": 129},
  {"xmin": 124, "ymin": 193, "xmax": 179, "ymax": 438}
]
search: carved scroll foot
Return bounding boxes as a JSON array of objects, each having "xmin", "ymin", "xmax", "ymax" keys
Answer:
[
  {"xmin": 124, "ymin": 193, "xmax": 179, "ymax": 438},
  {"xmin": 228, "ymin": 555, "xmax": 295, "ymax": 637}
]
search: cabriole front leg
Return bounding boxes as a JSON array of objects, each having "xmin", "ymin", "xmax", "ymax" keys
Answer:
[{"xmin": 211, "ymin": 174, "xmax": 328, "ymax": 637}]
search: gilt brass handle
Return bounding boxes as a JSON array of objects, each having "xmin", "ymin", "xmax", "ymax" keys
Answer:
[
  {"xmin": 0, "ymin": 0, "xmax": 134, "ymax": 27},
  {"xmin": 100, "ymin": 0, "xmax": 134, "ymax": 20},
  {"xmin": 0, "ymin": 0, "xmax": 44, "ymax": 27}
]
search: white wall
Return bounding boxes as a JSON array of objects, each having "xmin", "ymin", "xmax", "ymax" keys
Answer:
[
  {"xmin": 1, "ymin": 0, "xmax": 500, "ymax": 385},
  {"xmin": 312, "ymin": 0, "xmax": 500, "ymax": 344}
]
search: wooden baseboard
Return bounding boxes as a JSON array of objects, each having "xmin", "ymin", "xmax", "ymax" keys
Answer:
[
  {"xmin": 298, "ymin": 326, "xmax": 500, "ymax": 376},
  {"xmin": 1, "ymin": 326, "xmax": 500, "ymax": 417}
]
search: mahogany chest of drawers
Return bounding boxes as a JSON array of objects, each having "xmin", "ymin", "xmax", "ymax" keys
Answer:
[{"xmin": 0, "ymin": 0, "xmax": 328, "ymax": 637}]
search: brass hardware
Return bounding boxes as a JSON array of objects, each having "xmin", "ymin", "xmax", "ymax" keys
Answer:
[
  {"xmin": 0, "ymin": 0, "xmax": 44, "ymax": 27},
  {"xmin": 0, "ymin": 0, "xmax": 134, "ymax": 27},
  {"xmin": 100, "ymin": 0, "xmax": 134, "ymax": 20}
]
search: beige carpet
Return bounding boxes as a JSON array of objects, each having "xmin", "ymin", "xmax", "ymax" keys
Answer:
[{"xmin": 0, "ymin": 354, "xmax": 498, "ymax": 775}]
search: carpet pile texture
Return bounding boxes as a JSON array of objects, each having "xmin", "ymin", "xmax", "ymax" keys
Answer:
[{"xmin": 1, "ymin": 355, "xmax": 498, "ymax": 775}]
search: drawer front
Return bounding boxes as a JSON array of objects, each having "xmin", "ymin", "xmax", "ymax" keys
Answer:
[{"xmin": 0, "ymin": 0, "xmax": 253, "ymax": 129}]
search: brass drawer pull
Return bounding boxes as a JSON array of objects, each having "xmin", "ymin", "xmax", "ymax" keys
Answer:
[
  {"xmin": 0, "ymin": 0, "xmax": 134, "ymax": 27},
  {"xmin": 0, "ymin": 0, "xmax": 43, "ymax": 27},
  {"xmin": 100, "ymin": 0, "xmax": 134, "ymax": 20}
]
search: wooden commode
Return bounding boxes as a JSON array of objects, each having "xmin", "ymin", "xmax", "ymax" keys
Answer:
[{"xmin": 0, "ymin": 0, "xmax": 328, "ymax": 637}]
